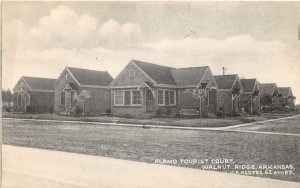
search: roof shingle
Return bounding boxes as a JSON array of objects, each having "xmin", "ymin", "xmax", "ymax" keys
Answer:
[
  {"xmin": 278, "ymin": 87, "xmax": 292, "ymax": 97},
  {"xmin": 214, "ymin": 74, "xmax": 238, "ymax": 89},
  {"xmin": 23, "ymin": 76, "xmax": 56, "ymax": 91},
  {"xmin": 240, "ymin": 79, "xmax": 257, "ymax": 92},
  {"xmin": 67, "ymin": 67, "xmax": 113, "ymax": 86},
  {"xmin": 171, "ymin": 67, "xmax": 208, "ymax": 86},
  {"xmin": 132, "ymin": 60, "xmax": 176, "ymax": 85},
  {"xmin": 259, "ymin": 83, "xmax": 277, "ymax": 96}
]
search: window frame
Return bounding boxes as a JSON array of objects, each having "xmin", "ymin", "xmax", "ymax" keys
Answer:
[
  {"xmin": 60, "ymin": 91, "xmax": 66, "ymax": 106},
  {"xmin": 129, "ymin": 70, "xmax": 136, "ymax": 78},
  {"xmin": 17, "ymin": 92, "xmax": 23, "ymax": 107},
  {"xmin": 131, "ymin": 90, "xmax": 142, "ymax": 105},
  {"xmin": 114, "ymin": 90, "xmax": 142, "ymax": 106},
  {"xmin": 114, "ymin": 90, "xmax": 124, "ymax": 106},
  {"xmin": 157, "ymin": 89, "xmax": 176, "ymax": 106}
]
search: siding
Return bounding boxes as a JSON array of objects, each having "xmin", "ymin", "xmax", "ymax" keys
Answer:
[
  {"xmin": 113, "ymin": 63, "xmax": 152, "ymax": 87},
  {"xmin": 217, "ymin": 90, "xmax": 233, "ymax": 113}
]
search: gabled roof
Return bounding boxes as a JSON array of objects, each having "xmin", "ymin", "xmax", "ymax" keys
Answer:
[
  {"xmin": 171, "ymin": 66, "xmax": 209, "ymax": 86},
  {"xmin": 66, "ymin": 67, "xmax": 113, "ymax": 87},
  {"xmin": 13, "ymin": 76, "xmax": 56, "ymax": 91},
  {"xmin": 278, "ymin": 87, "xmax": 292, "ymax": 98},
  {"xmin": 132, "ymin": 59, "xmax": 214, "ymax": 86},
  {"xmin": 259, "ymin": 83, "xmax": 278, "ymax": 96},
  {"xmin": 214, "ymin": 74, "xmax": 239, "ymax": 90},
  {"xmin": 132, "ymin": 60, "xmax": 176, "ymax": 85},
  {"xmin": 240, "ymin": 79, "xmax": 257, "ymax": 92}
]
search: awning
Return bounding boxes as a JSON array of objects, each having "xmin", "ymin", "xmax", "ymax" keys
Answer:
[
  {"xmin": 137, "ymin": 81, "xmax": 155, "ymax": 96},
  {"xmin": 63, "ymin": 83, "xmax": 77, "ymax": 91}
]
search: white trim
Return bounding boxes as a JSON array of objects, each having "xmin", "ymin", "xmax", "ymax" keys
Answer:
[
  {"xmin": 80, "ymin": 85, "xmax": 110, "ymax": 89},
  {"xmin": 21, "ymin": 78, "xmax": 32, "ymax": 90},
  {"xmin": 205, "ymin": 92, "xmax": 209, "ymax": 108},
  {"xmin": 30, "ymin": 89, "xmax": 54, "ymax": 92}
]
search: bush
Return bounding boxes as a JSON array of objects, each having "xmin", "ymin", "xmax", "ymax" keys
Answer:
[
  {"xmin": 2, "ymin": 106, "xmax": 11, "ymax": 112},
  {"xmin": 106, "ymin": 108, "xmax": 111, "ymax": 114},
  {"xmin": 48, "ymin": 107, "xmax": 54, "ymax": 113},
  {"xmin": 26, "ymin": 105, "xmax": 32, "ymax": 113}
]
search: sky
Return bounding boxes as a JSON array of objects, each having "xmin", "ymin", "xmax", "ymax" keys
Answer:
[{"xmin": 2, "ymin": 1, "xmax": 300, "ymax": 103}]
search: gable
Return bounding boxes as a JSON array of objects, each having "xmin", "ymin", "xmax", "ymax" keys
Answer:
[
  {"xmin": 13, "ymin": 78, "xmax": 30, "ymax": 92},
  {"xmin": 214, "ymin": 75, "xmax": 238, "ymax": 89},
  {"xmin": 200, "ymin": 68, "xmax": 218, "ymax": 88},
  {"xmin": 112, "ymin": 62, "xmax": 153, "ymax": 87},
  {"xmin": 232, "ymin": 77, "xmax": 243, "ymax": 90},
  {"xmin": 55, "ymin": 69, "xmax": 80, "ymax": 91}
]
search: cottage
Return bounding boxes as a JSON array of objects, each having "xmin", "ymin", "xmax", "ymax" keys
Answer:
[
  {"xmin": 110, "ymin": 59, "xmax": 218, "ymax": 116},
  {"xmin": 259, "ymin": 83, "xmax": 280, "ymax": 107},
  {"xmin": 12, "ymin": 76, "xmax": 56, "ymax": 113},
  {"xmin": 214, "ymin": 74, "xmax": 243, "ymax": 113},
  {"xmin": 278, "ymin": 87, "xmax": 295, "ymax": 108},
  {"xmin": 54, "ymin": 67, "xmax": 113, "ymax": 115},
  {"xmin": 240, "ymin": 79, "xmax": 260, "ymax": 114}
]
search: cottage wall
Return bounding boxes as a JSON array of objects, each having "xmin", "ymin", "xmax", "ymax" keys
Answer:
[
  {"xmin": 54, "ymin": 70, "xmax": 80, "ymax": 114},
  {"xmin": 29, "ymin": 91, "xmax": 54, "ymax": 113},
  {"xmin": 217, "ymin": 90, "xmax": 233, "ymax": 113}
]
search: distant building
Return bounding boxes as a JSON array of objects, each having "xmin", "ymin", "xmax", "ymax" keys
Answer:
[
  {"xmin": 214, "ymin": 74, "xmax": 244, "ymax": 113},
  {"xmin": 259, "ymin": 83, "xmax": 280, "ymax": 107},
  {"xmin": 54, "ymin": 67, "xmax": 113, "ymax": 115},
  {"xmin": 12, "ymin": 76, "xmax": 56, "ymax": 113},
  {"xmin": 240, "ymin": 79, "xmax": 260, "ymax": 113},
  {"xmin": 110, "ymin": 59, "xmax": 218, "ymax": 116},
  {"xmin": 278, "ymin": 87, "xmax": 295, "ymax": 108}
]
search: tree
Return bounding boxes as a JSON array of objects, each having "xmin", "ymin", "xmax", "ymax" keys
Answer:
[
  {"xmin": 184, "ymin": 84, "xmax": 210, "ymax": 118},
  {"xmin": 72, "ymin": 90, "xmax": 91, "ymax": 116}
]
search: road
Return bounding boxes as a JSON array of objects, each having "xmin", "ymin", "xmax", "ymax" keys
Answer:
[{"xmin": 2, "ymin": 117, "xmax": 300, "ymax": 182}]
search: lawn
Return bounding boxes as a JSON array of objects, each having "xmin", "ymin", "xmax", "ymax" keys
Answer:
[
  {"xmin": 231, "ymin": 116, "xmax": 300, "ymax": 134},
  {"xmin": 2, "ymin": 119, "xmax": 300, "ymax": 182},
  {"xmin": 1, "ymin": 112, "xmax": 290, "ymax": 128}
]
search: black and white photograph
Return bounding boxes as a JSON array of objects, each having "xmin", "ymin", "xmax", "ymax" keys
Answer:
[{"xmin": 1, "ymin": 1, "xmax": 300, "ymax": 187}]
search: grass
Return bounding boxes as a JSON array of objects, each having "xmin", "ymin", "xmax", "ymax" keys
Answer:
[
  {"xmin": 232, "ymin": 116, "xmax": 300, "ymax": 134},
  {"xmin": 2, "ymin": 112, "xmax": 291, "ymax": 128},
  {"xmin": 2, "ymin": 118, "xmax": 300, "ymax": 182}
]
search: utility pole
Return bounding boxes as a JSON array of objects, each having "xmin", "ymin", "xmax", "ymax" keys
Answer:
[{"xmin": 222, "ymin": 67, "xmax": 227, "ymax": 75}]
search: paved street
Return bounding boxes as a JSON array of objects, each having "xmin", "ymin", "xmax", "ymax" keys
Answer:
[{"xmin": 2, "ymin": 117, "xmax": 300, "ymax": 182}]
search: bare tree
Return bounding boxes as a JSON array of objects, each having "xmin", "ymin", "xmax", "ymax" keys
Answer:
[
  {"xmin": 185, "ymin": 85, "xmax": 210, "ymax": 117},
  {"xmin": 72, "ymin": 90, "xmax": 91, "ymax": 116}
]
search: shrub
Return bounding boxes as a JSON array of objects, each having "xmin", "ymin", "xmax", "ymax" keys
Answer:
[
  {"xmin": 26, "ymin": 105, "xmax": 32, "ymax": 113},
  {"xmin": 48, "ymin": 107, "xmax": 54, "ymax": 113},
  {"xmin": 106, "ymin": 108, "xmax": 111, "ymax": 114}
]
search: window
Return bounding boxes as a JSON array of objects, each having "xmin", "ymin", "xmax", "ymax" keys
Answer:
[
  {"xmin": 114, "ymin": 90, "xmax": 142, "ymax": 106},
  {"xmin": 205, "ymin": 92, "xmax": 209, "ymax": 107},
  {"xmin": 169, "ymin": 91, "xmax": 175, "ymax": 105},
  {"xmin": 158, "ymin": 89, "xmax": 176, "ymax": 106},
  {"xmin": 60, "ymin": 91, "xmax": 66, "ymax": 105},
  {"xmin": 71, "ymin": 91, "xmax": 76, "ymax": 106},
  {"xmin": 125, "ymin": 91, "xmax": 131, "ymax": 105},
  {"xmin": 132, "ymin": 91, "xmax": 141, "ymax": 105},
  {"xmin": 165, "ymin": 90, "xmax": 170, "ymax": 105},
  {"xmin": 17, "ymin": 93, "xmax": 23, "ymax": 107},
  {"xmin": 114, "ymin": 91, "xmax": 124, "ymax": 105},
  {"xmin": 158, "ymin": 90, "xmax": 164, "ymax": 105},
  {"xmin": 129, "ymin": 70, "xmax": 135, "ymax": 78}
]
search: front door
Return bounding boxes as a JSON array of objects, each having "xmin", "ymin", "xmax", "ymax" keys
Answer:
[{"xmin": 146, "ymin": 89, "xmax": 154, "ymax": 113}]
